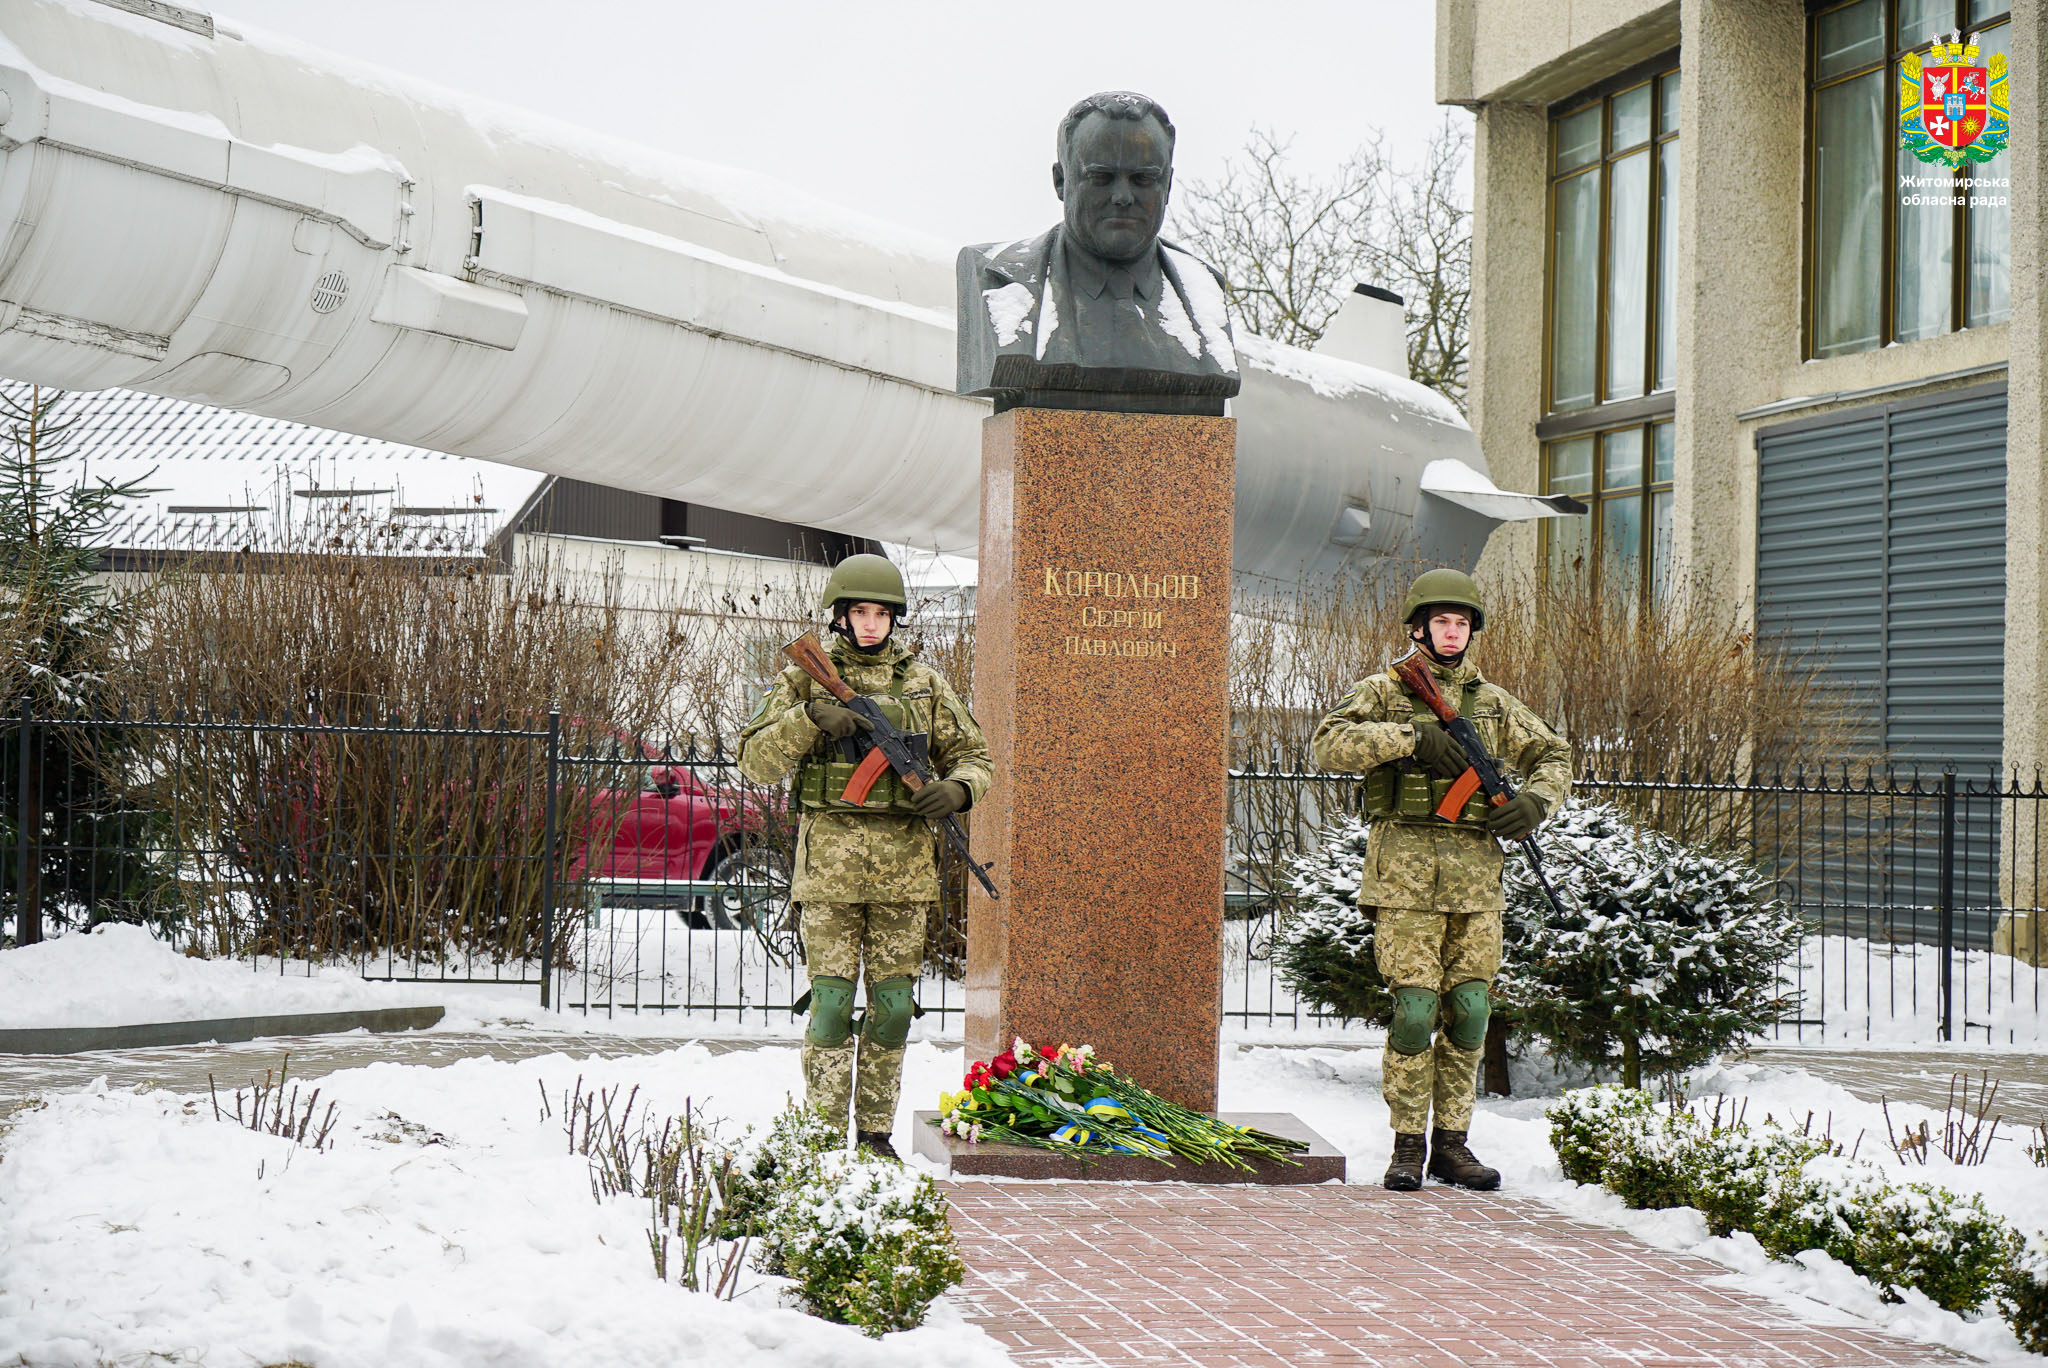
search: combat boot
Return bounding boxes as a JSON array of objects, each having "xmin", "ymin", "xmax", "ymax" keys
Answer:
[
  {"xmin": 1382, "ymin": 1131, "xmax": 1426, "ymax": 1191},
  {"xmin": 855, "ymin": 1130, "xmax": 900, "ymax": 1162},
  {"xmin": 1427, "ymin": 1127, "xmax": 1501, "ymax": 1190}
]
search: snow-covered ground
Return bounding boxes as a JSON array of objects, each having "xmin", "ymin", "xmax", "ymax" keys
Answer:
[
  {"xmin": 0, "ymin": 1043, "xmax": 1011, "ymax": 1367},
  {"xmin": 1775, "ymin": 933, "xmax": 2046, "ymax": 1046},
  {"xmin": 5, "ymin": 1034, "xmax": 2044, "ymax": 1365},
  {"xmin": 4, "ymin": 926, "xmax": 2047, "ymax": 1364}
]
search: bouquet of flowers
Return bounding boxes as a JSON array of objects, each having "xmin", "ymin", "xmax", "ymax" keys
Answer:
[{"xmin": 934, "ymin": 1038, "xmax": 1309, "ymax": 1170}]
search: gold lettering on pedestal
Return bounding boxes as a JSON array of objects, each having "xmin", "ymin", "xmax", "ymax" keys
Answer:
[
  {"xmin": 1040, "ymin": 565, "xmax": 1200, "ymax": 661},
  {"xmin": 1077, "ymin": 606, "xmax": 1166, "ymax": 630},
  {"xmin": 1062, "ymin": 637, "xmax": 1180, "ymax": 660},
  {"xmin": 1040, "ymin": 566, "xmax": 1200, "ymax": 600}
]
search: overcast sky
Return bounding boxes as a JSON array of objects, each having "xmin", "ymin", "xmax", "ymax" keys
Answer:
[{"xmin": 212, "ymin": 0, "xmax": 1464, "ymax": 249}]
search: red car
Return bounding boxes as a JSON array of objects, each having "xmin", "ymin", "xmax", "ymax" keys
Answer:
[{"xmin": 565, "ymin": 739, "xmax": 791, "ymax": 932}]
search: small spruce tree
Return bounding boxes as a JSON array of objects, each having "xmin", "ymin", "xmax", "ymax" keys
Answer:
[
  {"xmin": 1274, "ymin": 817, "xmax": 1392, "ymax": 1024},
  {"xmin": 1498, "ymin": 799, "xmax": 1805, "ymax": 1087},
  {"xmin": 1276, "ymin": 799, "xmax": 1805, "ymax": 1089},
  {"xmin": 0, "ymin": 383, "xmax": 168, "ymax": 943}
]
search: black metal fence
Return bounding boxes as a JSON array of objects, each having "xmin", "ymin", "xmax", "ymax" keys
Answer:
[
  {"xmin": 0, "ymin": 702, "xmax": 964, "ymax": 1024},
  {"xmin": 1224, "ymin": 756, "xmax": 2048, "ymax": 1044},
  {"xmin": 4, "ymin": 702, "xmax": 2043, "ymax": 1046}
]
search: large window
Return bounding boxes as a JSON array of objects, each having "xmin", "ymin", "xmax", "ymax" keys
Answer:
[
  {"xmin": 1542, "ymin": 58, "xmax": 1679, "ymax": 600},
  {"xmin": 1544, "ymin": 422, "xmax": 1674, "ymax": 603},
  {"xmin": 1810, "ymin": 1, "xmax": 2011, "ymax": 358},
  {"xmin": 1548, "ymin": 65, "xmax": 1681, "ymax": 410}
]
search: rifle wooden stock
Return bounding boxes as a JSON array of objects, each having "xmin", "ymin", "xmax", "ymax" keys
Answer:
[
  {"xmin": 1392, "ymin": 652, "xmax": 1458, "ymax": 725},
  {"xmin": 783, "ymin": 631, "xmax": 859, "ymax": 706}
]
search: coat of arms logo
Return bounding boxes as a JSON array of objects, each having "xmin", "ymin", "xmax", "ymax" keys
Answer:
[{"xmin": 1901, "ymin": 31, "xmax": 2010, "ymax": 167}]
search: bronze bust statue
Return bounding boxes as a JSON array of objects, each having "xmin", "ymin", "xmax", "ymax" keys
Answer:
[{"xmin": 956, "ymin": 91, "xmax": 1240, "ymax": 416}]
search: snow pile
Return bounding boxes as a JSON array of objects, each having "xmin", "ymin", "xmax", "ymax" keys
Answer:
[
  {"xmin": 1237, "ymin": 331, "xmax": 1462, "ymax": 421},
  {"xmin": 0, "ymin": 1044, "xmax": 1010, "ymax": 1367},
  {"xmin": 0, "ymin": 924, "xmax": 447, "ymax": 1029},
  {"xmin": 1779, "ymin": 934, "xmax": 2047, "ymax": 1046}
]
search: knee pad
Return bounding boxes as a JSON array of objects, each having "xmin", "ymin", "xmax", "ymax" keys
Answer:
[
  {"xmin": 863, "ymin": 976, "xmax": 916, "ymax": 1047},
  {"xmin": 1444, "ymin": 978, "xmax": 1491, "ymax": 1051},
  {"xmin": 1388, "ymin": 987, "xmax": 1440, "ymax": 1055},
  {"xmin": 804, "ymin": 975, "xmax": 857, "ymax": 1047}
]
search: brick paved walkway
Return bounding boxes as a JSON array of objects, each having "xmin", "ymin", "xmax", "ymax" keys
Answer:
[{"xmin": 945, "ymin": 1182, "xmax": 1964, "ymax": 1368}]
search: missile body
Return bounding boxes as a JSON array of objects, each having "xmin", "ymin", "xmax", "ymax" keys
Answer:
[{"xmin": 0, "ymin": 0, "xmax": 1492, "ymax": 582}]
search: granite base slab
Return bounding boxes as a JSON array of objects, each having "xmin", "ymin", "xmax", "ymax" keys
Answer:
[{"xmin": 913, "ymin": 1110, "xmax": 1345, "ymax": 1185}]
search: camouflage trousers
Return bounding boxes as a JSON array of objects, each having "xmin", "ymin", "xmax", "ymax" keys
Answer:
[
  {"xmin": 799, "ymin": 900, "xmax": 930, "ymax": 1133},
  {"xmin": 1373, "ymin": 904, "xmax": 1503, "ymax": 1134}
]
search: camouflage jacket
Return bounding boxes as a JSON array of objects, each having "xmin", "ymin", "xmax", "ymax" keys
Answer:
[
  {"xmin": 1310, "ymin": 654, "xmax": 1571, "ymax": 913},
  {"xmin": 737, "ymin": 635, "xmax": 993, "ymax": 901}
]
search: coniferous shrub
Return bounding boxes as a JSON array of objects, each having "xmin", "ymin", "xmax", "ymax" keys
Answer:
[
  {"xmin": 1278, "ymin": 801, "xmax": 1805, "ymax": 1086},
  {"xmin": 0, "ymin": 383, "xmax": 173, "ymax": 943},
  {"xmin": 2000, "ymin": 1233, "xmax": 2048, "ymax": 1355},
  {"xmin": 1549, "ymin": 1087, "xmax": 2024, "ymax": 1319},
  {"xmin": 730, "ymin": 1100, "xmax": 964, "ymax": 1335},
  {"xmin": 1497, "ymin": 799, "xmax": 1805, "ymax": 1087},
  {"xmin": 1274, "ymin": 817, "xmax": 1390, "ymax": 1024}
]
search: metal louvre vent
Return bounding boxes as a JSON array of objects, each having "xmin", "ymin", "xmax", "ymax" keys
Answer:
[{"xmin": 310, "ymin": 270, "xmax": 350, "ymax": 314}]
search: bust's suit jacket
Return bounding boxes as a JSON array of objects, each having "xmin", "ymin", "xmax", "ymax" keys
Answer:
[{"xmin": 955, "ymin": 226, "xmax": 1240, "ymax": 406}]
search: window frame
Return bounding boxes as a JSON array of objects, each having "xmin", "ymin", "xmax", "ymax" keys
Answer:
[
  {"xmin": 1541, "ymin": 420, "xmax": 1676, "ymax": 604},
  {"xmin": 1804, "ymin": 0, "xmax": 2012, "ymax": 360},
  {"xmin": 1541, "ymin": 52, "xmax": 1682, "ymax": 417},
  {"xmin": 1540, "ymin": 55, "xmax": 1680, "ymax": 602}
]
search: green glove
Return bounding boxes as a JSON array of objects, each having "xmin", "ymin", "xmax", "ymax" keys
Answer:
[
  {"xmin": 1408, "ymin": 719, "xmax": 1470, "ymax": 780},
  {"xmin": 1485, "ymin": 792, "xmax": 1545, "ymax": 841},
  {"xmin": 805, "ymin": 699, "xmax": 872, "ymax": 741},
  {"xmin": 909, "ymin": 779, "xmax": 968, "ymax": 819}
]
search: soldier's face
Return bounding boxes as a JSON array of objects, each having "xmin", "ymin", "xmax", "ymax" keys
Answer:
[
  {"xmin": 1415, "ymin": 610, "xmax": 1472, "ymax": 656},
  {"xmin": 846, "ymin": 601, "xmax": 893, "ymax": 646},
  {"xmin": 1054, "ymin": 112, "xmax": 1172, "ymax": 264}
]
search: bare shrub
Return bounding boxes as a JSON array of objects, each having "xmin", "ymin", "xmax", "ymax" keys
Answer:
[
  {"xmin": 104, "ymin": 508, "xmax": 787, "ymax": 960},
  {"xmin": 1230, "ymin": 561, "xmax": 1863, "ymax": 856}
]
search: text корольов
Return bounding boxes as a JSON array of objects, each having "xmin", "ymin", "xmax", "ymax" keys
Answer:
[{"xmin": 1042, "ymin": 565, "xmax": 1193, "ymax": 659}]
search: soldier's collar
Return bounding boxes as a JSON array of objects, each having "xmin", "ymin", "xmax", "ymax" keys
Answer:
[{"xmin": 828, "ymin": 634, "xmax": 913, "ymax": 667}]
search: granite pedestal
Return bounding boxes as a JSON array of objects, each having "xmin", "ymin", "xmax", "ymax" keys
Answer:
[
  {"xmin": 912, "ymin": 1110, "xmax": 1346, "ymax": 1184},
  {"xmin": 966, "ymin": 407, "xmax": 1232, "ymax": 1111}
]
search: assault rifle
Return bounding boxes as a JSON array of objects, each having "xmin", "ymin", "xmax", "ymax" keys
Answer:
[
  {"xmin": 784, "ymin": 632, "xmax": 1000, "ymax": 900},
  {"xmin": 1390, "ymin": 648, "xmax": 1566, "ymax": 919}
]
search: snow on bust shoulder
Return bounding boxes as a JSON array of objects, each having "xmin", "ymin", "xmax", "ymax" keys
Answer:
[
  {"xmin": 0, "ymin": 923, "xmax": 438, "ymax": 1029},
  {"xmin": 1160, "ymin": 245, "xmax": 1237, "ymax": 373}
]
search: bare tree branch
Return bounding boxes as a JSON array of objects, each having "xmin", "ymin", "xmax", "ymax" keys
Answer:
[{"xmin": 1170, "ymin": 117, "xmax": 1472, "ymax": 412}]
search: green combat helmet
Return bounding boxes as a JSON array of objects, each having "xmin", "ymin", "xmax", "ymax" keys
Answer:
[
  {"xmin": 1402, "ymin": 568, "xmax": 1485, "ymax": 631},
  {"xmin": 819, "ymin": 552, "xmax": 910, "ymax": 619}
]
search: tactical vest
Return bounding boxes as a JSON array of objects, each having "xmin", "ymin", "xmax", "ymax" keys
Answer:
[
  {"xmin": 1361, "ymin": 674, "xmax": 1494, "ymax": 825},
  {"xmin": 791, "ymin": 660, "xmax": 931, "ymax": 816}
]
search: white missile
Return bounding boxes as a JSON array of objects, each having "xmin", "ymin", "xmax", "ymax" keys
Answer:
[{"xmin": 0, "ymin": 0, "xmax": 1568, "ymax": 580}]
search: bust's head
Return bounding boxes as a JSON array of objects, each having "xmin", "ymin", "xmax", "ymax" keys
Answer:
[{"xmin": 1052, "ymin": 91, "xmax": 1175, "ymax": 265}]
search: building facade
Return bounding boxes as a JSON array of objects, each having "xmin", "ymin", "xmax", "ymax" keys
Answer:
[{"xmin": 1439, "ymin": 0, "xmax": 2042, "ymax": 783}]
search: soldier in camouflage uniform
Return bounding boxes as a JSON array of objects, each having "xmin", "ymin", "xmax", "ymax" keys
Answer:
[
  {"xmin": 1311, "ymin": 569, "xmax": 1571, "ymax": 1192},
  {"xmin": 737, "ymin": 554, "xmax": 993, "ymax": 1161}
]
